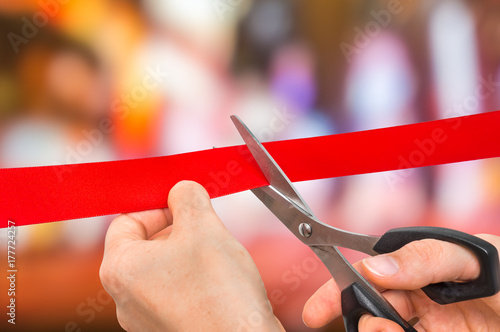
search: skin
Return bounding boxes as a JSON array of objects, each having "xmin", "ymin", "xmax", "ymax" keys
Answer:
[
  {"xmin": 100, "ymin": 181, "xmax": 284, "ymax": 331},
  {"xmin": 303, "ymin": 236, "xmax": 500, "ymax": 331},
  {"xmin": 100, "ymin": 181, "xmax": 500, "ymax": 331}
]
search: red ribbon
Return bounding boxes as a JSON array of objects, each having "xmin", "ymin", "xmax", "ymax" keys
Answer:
[{"xmin": 1, "ymin": 111, "xmax": 499, "ymax": 227}]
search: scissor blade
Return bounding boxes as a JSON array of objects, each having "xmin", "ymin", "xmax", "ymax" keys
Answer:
[
  {"xmin": 311, "ymin": 245, "xmax": 416, "ymax": 331},
  {"xmin": 251, "ymin": 186, "xmax": 380, "ymax": 254},
  {"xmin": 231, "ymin": 115, "xmax": 314, "ymax": 217}
]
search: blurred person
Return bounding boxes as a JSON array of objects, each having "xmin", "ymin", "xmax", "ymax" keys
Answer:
[
  {"xmin": 138, "ymin": 5, "xmax": 335, "ymax": 330},
  {"xmin": 473, "ymin": 2, "xmax": 500, "ymax": 236},
  {"xmin": 236, "ymin": 0, "xmax": 294, "ymax": 69},
  {"xmin": 1, "ymin": 4, "xmax": 140, "ymax": 330},
  {"xmin": 4, "ymin": 1, "xmax": 499, "ymax": 331},
  {"xmin": 100, "ymin": 181, "xmax": 500, "ymax": 331},
  {"xmin": 133, "ymin": 0, "xmax": 256, "ymax": 158},
  {"xmin": 340, "ymin": 31, "xmax": 426, "ymax": 240},
  {"xmin": 224, "ymin": 40, "xmax": 340, "ymax": 329},
  {"xmin": 0, "ymin": 27, "xmax": 116, "ymax": 331},
  {"xmin": 0, "ymin": 31, "xmax": 113, "ymax": 250},
  {"xmin": 428, "ymin": 0, "xmax": 488, "ymax": 232}
]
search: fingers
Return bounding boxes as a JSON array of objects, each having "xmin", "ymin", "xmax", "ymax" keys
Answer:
[
  {"xmin": 474, "ymin": 235, "xmax": 500, "ymax": 311},
  {"xmin": 304, "ymin": 235, "xmax": 499, "ymax": 329},
  {"xmin": 361, "ymin": 238, "xmax": 481, "ymax": 291},
  {"xmin": 359, "ymin": 315, "xmax": 405, "ymax": 332},
  {"xmin": 302, "ymin": 260, "xmax": 373, "ymax": 328},
  {"xmin": 303, "ymin": 278, "xmax": 415, "ymax": 329},
  {"xmin": 302, "ymin": 259, "xmax": 386, "ymax": 328},
  {"xmin": 104, "ymin": 180, "xmax": 218, "ymax": 248},
  {"xmin": 167, "ymin": 180, "xmax": 224, "ymax": 234},
  {"xmin": 104, "ymin": 208, "xmax": 171, "ymax": 249},
  {"xmin": 149, "ymin": 208, "xmax": 174, "ymax": 240},
  {"xmin": 302, "ymin": 278, "xmax": 342, "ymax": 328}
]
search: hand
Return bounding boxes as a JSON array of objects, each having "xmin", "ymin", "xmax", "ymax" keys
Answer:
[
  {"xmin": 302, "ymin": 234, "xmax": 500, "ymax": 331},
  {"xmin": 100, "ymin": 181, "xmax": 284, "ymax": 332}
]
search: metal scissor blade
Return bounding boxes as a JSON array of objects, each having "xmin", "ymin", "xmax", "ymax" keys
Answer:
[
  {"xmin": 312, "ymin": 245, "xmax": 416, "ymax": 332},
  {"xmin": 231, "ymin": 115, "xmax": 314, "ymax": 217},
  {"xmin": 232, "ymin": 115, "xmax": 415, "ymax": 331},
  {"xmin": 252, "ymin": 186, "xmax": 380, "ymax": 255}
]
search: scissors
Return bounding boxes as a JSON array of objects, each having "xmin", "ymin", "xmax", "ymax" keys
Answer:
[{"xmin": 231, "ymin": 115, "xmax": 500, "ymax": 332}]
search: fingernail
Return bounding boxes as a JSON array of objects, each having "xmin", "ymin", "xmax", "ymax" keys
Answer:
[{"xmin": 363, "ymin": 256, "xmax": 399, "ymax": 277}]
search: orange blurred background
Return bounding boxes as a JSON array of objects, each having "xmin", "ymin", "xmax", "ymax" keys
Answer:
[{"xmin": 1, "ymin": 0, "xmax": 500, "ymax": 331}]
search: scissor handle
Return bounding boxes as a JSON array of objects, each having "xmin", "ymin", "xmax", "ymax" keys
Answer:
[
  {"xmin": 373, "ymin": 226, "xmax": 500, "ymax": 304},
  {"xmin": 341, "ymin": 283, "xmax": 417, "ymax": 332}
]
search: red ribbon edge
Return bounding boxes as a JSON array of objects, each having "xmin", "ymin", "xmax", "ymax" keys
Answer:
[{"xmin": 1, "ymin": 111, "xmax": 499, "ymax": 227}]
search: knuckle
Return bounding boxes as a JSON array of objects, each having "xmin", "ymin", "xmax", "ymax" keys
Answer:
[
  {"xmin": 173, "ymin": 198, "xmax": 213, "ymax": 225},
  {"xmin": 169, "ymin": 181, "xmax": 212, "ymax": 218},
  {"xmin": 116, "ymin": 309, "xmax": 129, "ymax": 331},
  {"xmin": 405, "ymin": 239, "xmax": 444, "ymax": 266},
  {"xmin": 99, "ymin": 262, "xmax": 115, "ymax": 292},
  {"xmin": 122, "ymin": 214, "xmax": 147, "ymax": 237},
  {"xmin": 190, "ymin": 191, "xmax": 212, "ymax": 213},
  {"xmin": 99, "ymin": 253, "xmax": 126, "ymax": 296}
]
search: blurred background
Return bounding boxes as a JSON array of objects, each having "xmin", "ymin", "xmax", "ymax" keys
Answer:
[{"xmin": 0, "ymin": 0, "xmax": 500, "ymax": 331}]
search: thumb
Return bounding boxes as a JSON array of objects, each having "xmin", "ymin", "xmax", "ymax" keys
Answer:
[
  {"xmin": 168, "ymin": 180, "xmax": 223, "ymax": 234},
  {"xmin": 361, "ymin": 238, "xmax": 482, "ymax": 291}
]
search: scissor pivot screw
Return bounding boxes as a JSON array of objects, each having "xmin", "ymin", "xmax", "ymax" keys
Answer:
[{"xmin": 299, "ymin": 223, "xmax": 312, "ymax": 238}]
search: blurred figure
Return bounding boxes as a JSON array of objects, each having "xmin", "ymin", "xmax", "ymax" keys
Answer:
[
  {"xmin": 1, "ymin": 0, "xmax": 500, "ymax": 331},
  {"xmin": 340, "ymin": 31, "xmax": 426, "ymax": 242},
  {"xmin": 0, "ymin": 28, "xmax": 113, "ymax": 251},
  {"xmin": 428, "ymin": 0, "xmax": 487, "ymax": 231}
]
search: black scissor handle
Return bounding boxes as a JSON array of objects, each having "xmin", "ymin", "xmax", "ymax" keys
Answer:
[
  {"xmin": 342, "ymin": 283, "xmax": 417, "ymax": 332},
  {"xmin": 373, "ymin": 226, "xmax": 500, "ymax": 304}
]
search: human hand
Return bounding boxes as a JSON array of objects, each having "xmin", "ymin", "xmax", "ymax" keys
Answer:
[
  {"xmin": 100, "ymin": 181, "xmax": 284, "ymax": 332},
  {"xmin": 302, "ymin": 234, "xmax": 500, "ymax": 331}
]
